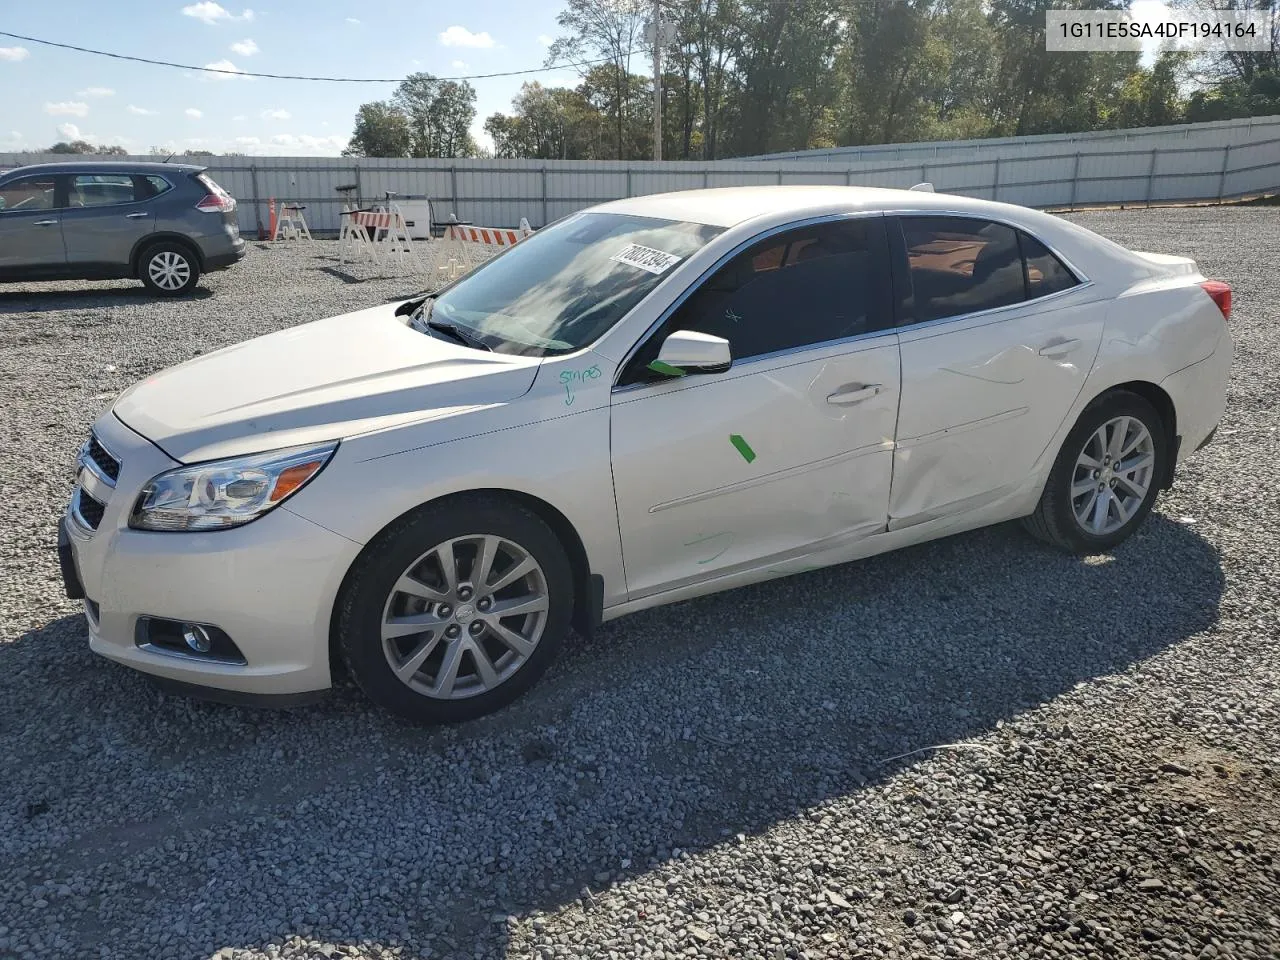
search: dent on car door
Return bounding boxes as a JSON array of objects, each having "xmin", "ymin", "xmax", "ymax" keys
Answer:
[
  {"xmin": 888, "ymin": 215, "xmax": 1104, "ymax": 528},
  {"xmin": 0, "ymin": 174, "xmax": 66, "ymax": 272},
  {"xmin": 609, "ymin": 216, "xmax": 901, "ymax": 599}
]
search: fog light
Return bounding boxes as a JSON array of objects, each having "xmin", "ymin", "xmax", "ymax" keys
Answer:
[{"xmin": 182, "ymin": 623, "xmax": 213, "ymax": 654}]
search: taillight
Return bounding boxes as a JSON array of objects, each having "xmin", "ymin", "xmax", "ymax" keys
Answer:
[
  {"xmin": 1199, "ymin": 280, "xmax": 1231, "ymax": 321},
  {"xmin": 195, "ymin": 192, "xmax": 236, "ymax": 213}
]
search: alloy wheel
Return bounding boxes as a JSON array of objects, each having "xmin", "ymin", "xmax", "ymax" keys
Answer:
[
  {"xmin": 380, "ymin": 534, "xmax": 549, "ymax": 700},
  {"xmin": 1070, "ymin": 415, "xmax": 1156, "ymax": 536}
]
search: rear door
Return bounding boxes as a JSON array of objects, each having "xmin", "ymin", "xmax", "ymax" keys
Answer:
[
  {"xmin": 60, "ymin": 173, "xmax": 158, "ymax": 272},
  {"xmin": 887, "ymin": 215, "xmax": 1104, "ymax": 527},
  {"xmin": 0, "ymin": 174, "xmax": 66, "ymax": 274}
]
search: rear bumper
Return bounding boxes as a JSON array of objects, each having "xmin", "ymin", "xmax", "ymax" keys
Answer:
[
  {"xmin": 205, "ymin": 238, "xmax": 246, "ymax": 270},
  {"xmin": 1160, "ymin": 327, "xmax": 1233, "ymax": 465}
]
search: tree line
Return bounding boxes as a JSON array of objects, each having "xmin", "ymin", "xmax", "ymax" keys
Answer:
[{"xmin": 344, "ymin": 0, "xmax": 1280, "ymax": 161}]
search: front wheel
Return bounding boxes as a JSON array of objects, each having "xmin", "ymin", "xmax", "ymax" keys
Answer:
[
  {"xmin": 138, "ymin": 242, "xmax": 200, "ymax": 297},
  {"xmin": 336, "ymin": 495, "xmax": 575, "ymax": 723},
  {"xmin": 1022, "ymin": 390, "xmax": 1168, "ymax": 553}
]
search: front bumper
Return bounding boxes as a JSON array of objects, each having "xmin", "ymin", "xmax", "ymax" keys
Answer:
[{"xmin": 61, "ymin": 411, "xmax": 363, "ymax": 700}]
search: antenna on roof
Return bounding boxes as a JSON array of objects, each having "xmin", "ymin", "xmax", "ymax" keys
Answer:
[
  {"xmin": 162, "ymin": 152, "xmax": 176, "ymax": 163},
  {"xmin": 909, "ymin": 182, "xmax": 935, "ymax": 193}
]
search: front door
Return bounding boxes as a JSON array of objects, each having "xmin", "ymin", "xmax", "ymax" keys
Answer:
[
  {"xmin": 60, "ymin": 173, "xmax": 157, "ymax": 271},
  {"xmin": 887, "ymin": 215, "xmax": 1105, "ymax": 527},
  {"xmin": 0, "ymin": 174, "xmax": 66, "ymax": 274},
  {"xmin": 610, "ymin": 215, "xmax": 901, "ymax": 599}
]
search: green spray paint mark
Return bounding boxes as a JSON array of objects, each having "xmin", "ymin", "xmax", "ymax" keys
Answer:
[
  {"xmin": 729, "ymin": 434, "xmax": 756, "ymax": 463},
  {"xmin": 647, "ymin": 359, "xmax": 687, "ymax": 378}
]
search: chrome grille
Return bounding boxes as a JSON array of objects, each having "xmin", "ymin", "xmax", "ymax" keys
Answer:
[
  {"xmin": 76, "ymin": 489, "xmax": 105, "ymax": 529},
  {"xmin": 86, "ymin": 436, "xmax": 120, "ymax": 481}
]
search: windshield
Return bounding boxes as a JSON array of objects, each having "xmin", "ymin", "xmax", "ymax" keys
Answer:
[{"xmin": 420, "ymin": 212, "xmax": 723, "ymax": 356}]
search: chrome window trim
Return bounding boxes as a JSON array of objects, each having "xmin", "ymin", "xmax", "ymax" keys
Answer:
[{"xmin": 612, "ymin": 210, "xmax": 892, "ymax": 390}]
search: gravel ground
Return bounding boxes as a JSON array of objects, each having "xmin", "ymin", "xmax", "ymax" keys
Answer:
[{"xmin": 1, "ymin": 213, "xmax": 1277, "ymax": 960}]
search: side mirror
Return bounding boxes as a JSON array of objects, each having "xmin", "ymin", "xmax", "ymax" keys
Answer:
[{"xmin": 650, "ymin": 330, "xmax": 732, "ymax": 377}]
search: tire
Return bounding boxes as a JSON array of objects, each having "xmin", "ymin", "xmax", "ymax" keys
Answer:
[
  {"xmin": 1022, "ymin": 389, "xmax": 1168, "ymax": 554},
  {"xmin": 138, "ymin": 241, "xmax": 200, "ymax": 297},
  {"xmin": 336, "ymin": 494, "xmax": 575, "ymax": 723}
]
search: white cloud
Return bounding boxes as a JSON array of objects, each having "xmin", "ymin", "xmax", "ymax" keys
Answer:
[
  {"xmin": 202, "ymin": 59, "xmax": 249, "ymax": 80},
  {"xmin": 439, "ymin": 25, "xmax": 495, "ymax": 48},
  {"xmin": 77, "ymin": 86, "xmax": 115, "ymax": 97},
  {"xmin": 269, "ymin": 132, "xmax": 346, "ymax": 152},
  {"xmin": 182, "ymin": 2, "xmax": 254, "ymax": 25},
  {"xmin": 128, "ymin": 104, "xmax": 158, "ymax": 115},
  {"xmin": 537, "ymin": 34, "xmax": 553, "ymax": 47},
  {"xmin": 232, "ymin": 114, "xmax": 246, "ymax": 121},
  {"xmin": 45, "ymin": 101, "xmax": 90, "ymax": 118},
  {"xmin": 235, "ymin": 136, "xmax": 261, "ymax": 145},
  {"xmin": 0, "ymin": 46, "xmax": 29, "ymax": 61},
  {"xmin": 345, "ymin": 17, "xmax": 360, "ymax": 24},
  {"xmin": 185, "ymin": 107, "xmax": 203, "ymax": 118},
  {"xmin": 56, "ymin": 123, "xmax": 104, "ymax": 142},
  {"xmin": 230, "ymin": 38, "xmax": 259, "ymax": 56},
  {"xmin": 451, "ymin": 59, "xmax": 467, "ymax": 69},
  {"xmin": 261, "ymin": 108, "xmax": 291, "ymax": 120}
]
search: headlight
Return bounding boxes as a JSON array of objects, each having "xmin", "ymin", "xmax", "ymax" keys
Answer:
[{"xmin": 129, "ymin": 441, "xmax": 338, "ymax": 532}]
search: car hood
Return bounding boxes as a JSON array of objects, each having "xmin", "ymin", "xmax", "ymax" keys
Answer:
[{"xmin": 113, "ymin": 302, "xmax": 541, "ymax": 463}]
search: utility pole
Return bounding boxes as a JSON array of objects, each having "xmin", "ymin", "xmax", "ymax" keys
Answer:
[{"xmin": 652, "ymin": 0, "xmax": 662, "ymax": 161}]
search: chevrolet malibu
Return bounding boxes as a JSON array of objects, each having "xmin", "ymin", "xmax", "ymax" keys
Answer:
[{"xmin": 58, "ymin": 186, "xmax": 1233, "ymax": 722}]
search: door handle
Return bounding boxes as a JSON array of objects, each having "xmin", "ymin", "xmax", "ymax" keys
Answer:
[
  {"xmin": 125, "ymin": 212, "xmax": 150, "ymax": 219},
  {"xmin": 33, "ymin": 219, "xmax": 58, "ymax": 226},
  {"xmin": 826, "ymin": 383, "xmax": 881, "ymax": 405},
  {"xmin": 1038, "ymin": 338, "xmax": 1081, "ymax": 358}
]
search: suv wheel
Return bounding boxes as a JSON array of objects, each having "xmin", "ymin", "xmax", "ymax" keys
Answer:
[{"xmin": 139, "ymin": 242, "xmax": 200, "ymax": 297}]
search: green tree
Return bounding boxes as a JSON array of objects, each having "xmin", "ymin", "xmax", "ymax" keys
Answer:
[
  {"xmin": 343, "ymin": 101, "xmax": 413, "ymax": 157},
  {"xmin": 393, "ymin": 74, "xmax": 479, "ymax": 158}
]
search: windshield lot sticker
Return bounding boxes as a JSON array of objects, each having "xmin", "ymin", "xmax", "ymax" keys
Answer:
[
  {"xmin": 560, "ymin": 365, "xmax": 602, "ymax": 406},
  {"xmin": 611, "ymin": 243, "xmax": 683, "ymax": 275}
]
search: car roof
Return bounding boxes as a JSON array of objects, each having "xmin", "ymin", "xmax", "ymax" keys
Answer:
[
  {"xmin": 594, "ymin": 184, "xmax": 1050, "ymax": 229},
  {"xmin": 0, "ymin": 160, "xmax": 206, "ymax": 178}
]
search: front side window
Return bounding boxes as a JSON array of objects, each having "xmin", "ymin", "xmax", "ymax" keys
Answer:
[
  {"xmin": 0, "ymin": 176, "xmax": 58, "ymax": 213},
  {"xmin": 69, "ymin": 174, "xmax": 138, "ymax": 207},
  {"xmin": 620, "ymin": 217, "xmax": 892, "ymax": 384},
  {"xmin": 899, "ymin": 216, "xmax": 1025, "ymax": 324},
  {"xmin": 419, "ymin": 212, "xmax": 723, "ymax": 357}
]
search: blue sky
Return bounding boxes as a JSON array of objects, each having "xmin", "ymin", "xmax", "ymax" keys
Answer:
[{"xmin": 0, "ymin": 0, "xmax": 588, "ymax": 156}]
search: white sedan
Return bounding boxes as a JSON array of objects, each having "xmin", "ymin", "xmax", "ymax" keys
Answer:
[{"xmin": 59, "ymin": 186, "xmax": 1233, "ymax": 722}]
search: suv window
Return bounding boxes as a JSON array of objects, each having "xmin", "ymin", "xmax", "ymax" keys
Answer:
[
  {"xmin": 1019, "ymin": 231, "xmax": 1080, "ymax": 300},
  {"xmin": 621, "ymin": 217, "xmax": 891, "ymax": 384},
  {"xmin": 899, "ymin": 216, "xmax": 1025, "ymax": 324},
  {"xmin": 143, "ymin": 175, "xmax": 173, "ymax": 197},
  {"xmin": 0, "ymin": 176, "xmax": 58, "ymax": 212},
  {"xmin": 69, "ymin": 174, "xmax": 138, "ymax": 207}
]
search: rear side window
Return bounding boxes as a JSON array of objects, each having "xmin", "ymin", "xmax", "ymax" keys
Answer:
[
  {"xmin": 69, "ymin": 174, "xmax": 138, "ymax": 207},
  {"xmin": 143, "ymin": 175, "xmax": 173, "ymax": 197},
  {"xmin": 1019, "ymin": 232, "xmax": 1080, "ymax": 300},
  {"xmin": 899, "ymin": 216, "xmax": 1025, "ymax": 324},
  {"xmin": 622, "ymin": 218, "xmax": 892, "ymax": 384},
  {"xmin": 0, "ymin": 176, "xmax": 58, "ymax": 212}
]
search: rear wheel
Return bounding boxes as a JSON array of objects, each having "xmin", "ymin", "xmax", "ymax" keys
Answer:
[
  {"xmin": 1022, "ymin": 390, "xmax": 1168, "ymax": 553},
  {"xmin": 138, "ymin": 242, "xmax": 200, "ymax": 297},
  {"xmin": 336, "ymin": 495, "xmax": 574, "ymax": 723}
]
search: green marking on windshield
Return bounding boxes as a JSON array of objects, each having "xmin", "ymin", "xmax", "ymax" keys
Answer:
[{"xmin": 729, "ymin": 434, "xmax": 756, "ymax": 463}]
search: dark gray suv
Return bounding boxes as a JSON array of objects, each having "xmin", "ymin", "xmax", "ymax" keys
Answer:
[{"xmin": 0, "ymin": 161, "xmax": 246, "ymax": 296}]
